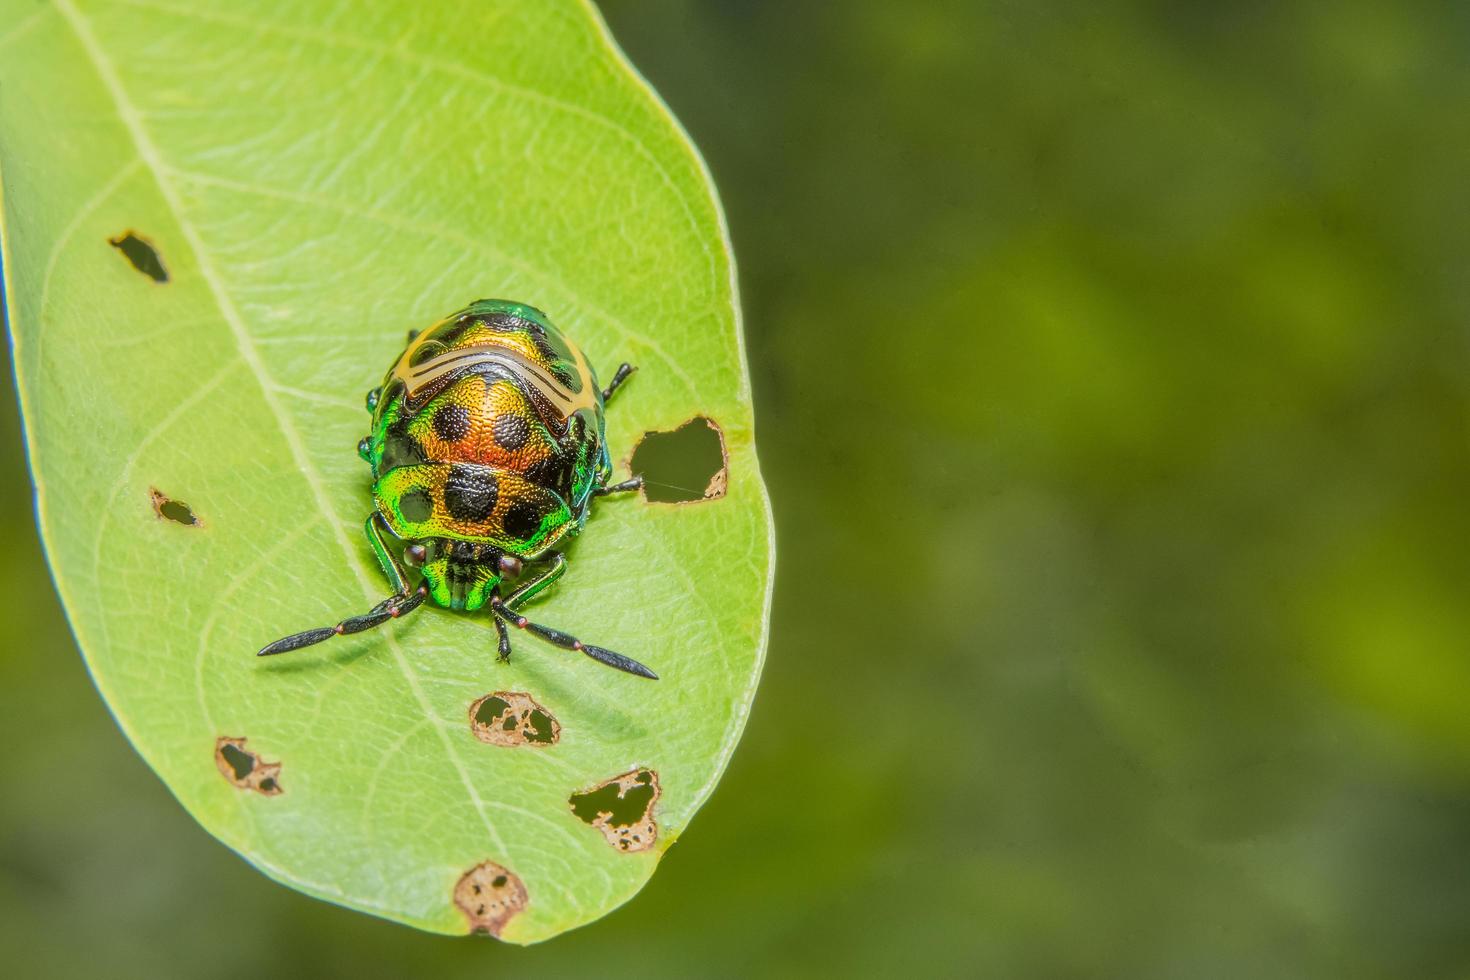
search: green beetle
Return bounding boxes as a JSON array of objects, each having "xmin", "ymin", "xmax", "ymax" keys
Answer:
[{"xmin": 258, "ymin": 299, "xmax": 655, "ymax": 679}]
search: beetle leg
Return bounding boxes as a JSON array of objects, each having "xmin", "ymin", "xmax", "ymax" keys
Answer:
[
  {"xmin": 489, "ymin": 595, "xmax": 657, "ymax": 679},
  {"xmin": 593, "ymin": 476, "xmax": 643, "ymax": 497},
  {"xmin": 593, "ymin": 363, "xmax": 643, "ymax": 495},
  {"xmin": 601, "ymin": 362, "xmax": 636, "ymax": 402},
  {"xmin": 364, "ymin": 512, "xmax": 412, "ymax": 594},
  {"xmin": 486, "ymin": 554, "xmax": 566, "ymax": 666},
  {"xmin": 493, "ymin": 613, "xmax": 513, "ymax": 663},
  {"xmin": 501, "ymin": 552, "xmax": 568, "ymax": 609}
]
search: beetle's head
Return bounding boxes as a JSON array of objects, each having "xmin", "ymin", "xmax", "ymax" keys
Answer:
[{"xmin": 406, "ymin": 539, "xmax": 520, "ymax": 612}]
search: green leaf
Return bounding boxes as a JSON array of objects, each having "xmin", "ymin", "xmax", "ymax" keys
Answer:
[{"xmin": 0, "ymin": 0, "xmax": 771, "ymax": 942}]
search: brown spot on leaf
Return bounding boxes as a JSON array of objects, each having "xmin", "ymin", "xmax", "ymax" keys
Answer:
[
  {"xmin": 569, "ymin": 768, "xmax": 660, "ymax": 853},
  {"xmin": 469, "ymin": 691, "xmax": 560, "ymax": 747},
  {"xmin": 454, "ymin": 860, "xmax": 527, "ymax": 936},
  {"xmin": 150, "ymin": 487, "xmax": 202, "ymax": 527},
  {"xmin": 108, "ymin": 230, "xmax": 169, "ymax": 283},
  {"xmin": 628, "ymin": 417, "xmax": 728, "ymax": 504},
  {"xmin": 214, "ymin": 736, "xmax": 282, "ymax": 795}
]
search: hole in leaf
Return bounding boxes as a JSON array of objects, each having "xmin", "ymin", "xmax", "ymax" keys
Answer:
[
  {"xmin": 454, "ymin": 861, "xmax": 527, "ymax": 937},
  {"xmin": 629, "ymin": 416, "xmax": 727, "ymax": 503},
  {"xmin": 568, "ymin": 768, "xmax": 660, "ymax": 853},
  {"xmin": 149, "ymin": 488, "xmax": 202, "ymax": 527},
  {"xmin": 219, "ymin": 743, "xmax": 254, "ymax": 780},
  {"xmin": 213, "ymin": 737, "xmax": 282, "ymax": 796},
  {"xmin": 108, "ymin": 230, "xmax": 169, "ymax": 283},
  {"xmin": 469, "ymin": 692, "xmax": 560, "ymax": 747}
]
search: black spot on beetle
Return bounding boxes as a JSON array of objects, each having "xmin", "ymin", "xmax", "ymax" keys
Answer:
[
  {"xmin": 109, "ymin": 231, "xmax": 168, "ymax": 282},
  {"xmin": 380, "ymin": 423, "xmax": 426, "ymax": 472},
  {"xmin": 433, "ymin": 403, "xmax": 472, "ymax": 442},
  {"xmin": 492, "ymin": 413, "xmax": 530, "ymax": 452},
  {"xmin": 503, "ymin": 500, "xmax": 543, "ymax": 540},
  {"xmin": 523, "ymin": 454, "xmax": 572, "ymax": 497},
  {"xmin": 444, "ymin": 464, "xmax": 498, "ymax": 523},
  {"xmin": 399, "ymin": 489, "xmax": 434, "ymax": 524}
]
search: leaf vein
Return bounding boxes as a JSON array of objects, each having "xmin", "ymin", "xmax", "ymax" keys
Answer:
[
  {"xmin": 54, "ymin": 0, "xmax": 528, "ymax": 872},
  {"xmin": 167, "ymin": 166, "xmax": 702, "ymax": 398}
]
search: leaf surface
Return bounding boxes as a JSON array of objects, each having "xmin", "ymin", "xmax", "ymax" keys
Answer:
[{"xmin": 0, "ymin": 0, "xmax": 771, "ymax": 941}]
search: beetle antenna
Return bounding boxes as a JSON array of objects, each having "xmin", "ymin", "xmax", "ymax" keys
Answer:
[
  {"xmin": 489, "ymin": 597, "xmax": 657, "ymax": 679},
  {"xmin": 258, "ymin": 586, "xmax": 428, "ymax": 656}
]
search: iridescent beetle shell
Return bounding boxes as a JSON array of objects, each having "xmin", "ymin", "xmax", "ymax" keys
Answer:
[
  {"xmin": 259, "ymin": 299, "xmax": 656, "ymax": 679},
  {"xmin": 360, "ymin": 300, "xmax": 612, "ymax": 610}
]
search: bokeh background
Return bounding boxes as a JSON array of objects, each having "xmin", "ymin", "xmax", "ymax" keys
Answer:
[{"xmin": 5, "ymin": 1, "xmax": 1470, "ymax": 976}]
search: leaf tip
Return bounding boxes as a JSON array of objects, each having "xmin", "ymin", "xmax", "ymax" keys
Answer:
[{"xmin": 454, "ymin": 861, "xmax": 528, "ymax": 938}]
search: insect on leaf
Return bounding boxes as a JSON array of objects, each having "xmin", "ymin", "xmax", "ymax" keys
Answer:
[{"xmin": 0, "ymin": 0, "xmax": 772, "ymax": 942}]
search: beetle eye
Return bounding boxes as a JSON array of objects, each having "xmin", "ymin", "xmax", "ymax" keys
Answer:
[
  {"xmin": 365, "ymin": 386, "xmax": 382, "ymax": 412},
  {"xmin": 498, "ymin": 554, "xmax": 523, "ymax": 578},
  {"xmin": 404, "ymin": 543, "xmax": 427, "ymax": 568}
]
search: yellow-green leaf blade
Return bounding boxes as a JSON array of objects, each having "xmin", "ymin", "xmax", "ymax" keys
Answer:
[{"xmin": 0, "ymin": 0, "xmax": 771, "ymax": 942}]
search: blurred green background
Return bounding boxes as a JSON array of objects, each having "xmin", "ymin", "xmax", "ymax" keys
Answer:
[{"xmin": 4, "ymin": 1, "xmax": 1470, "ymax": 976}]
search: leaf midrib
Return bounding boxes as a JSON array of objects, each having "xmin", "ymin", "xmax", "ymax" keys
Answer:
[{"xmin": 50, "ymin": 0, "xmax": 543, "ymax": 893}]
